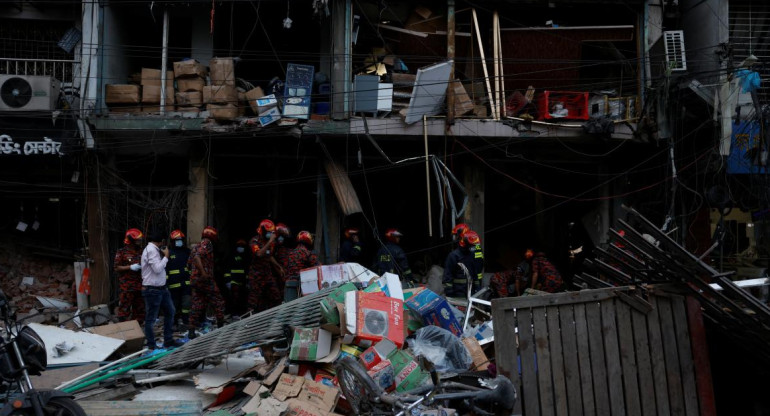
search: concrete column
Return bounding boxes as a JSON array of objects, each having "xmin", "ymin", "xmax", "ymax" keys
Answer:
[
  {"xmin": 187, "ymin": 165, "xmax": 208, "ymax": 244},
  {"xmin": 331, "ymin": 0, "xmax": 351, "ymax": 120},
  {"xmin": 86, "ymin": 176, "xmax": 110, "ymax": 305},
  {"xmin": 463, "ymin": 165, "xmax": 485, "ymax": 251}
]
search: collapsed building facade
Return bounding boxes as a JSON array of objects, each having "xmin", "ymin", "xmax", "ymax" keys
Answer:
[{"xmin": 1, "ymin": 0, "xmax": 770, "ymax": 412}]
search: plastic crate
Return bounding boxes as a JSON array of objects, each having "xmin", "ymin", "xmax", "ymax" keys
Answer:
[{"xmin": 536, "ymin": 91, "xmax": 590, "ymax": 120}]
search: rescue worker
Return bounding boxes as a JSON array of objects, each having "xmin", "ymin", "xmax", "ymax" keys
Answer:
[
  {"xmin": 526, "ymin": 249, "xmax": 563, "ymax": 293},
  {"xmin": 443, "ymin": 230, "xmax": 483, "ymax": 297},
  {"xmin": 224, "ymin": 239, "xmax": 250, "ymax": 316},
  {"xmin": 373, "ymin": 228, "xmax": 413, "ymax": 284},
  {"xmin": 284, "ymin": 231, "xmax": 321, "ymax": 302},
  {"xmin": 114, "ymin": 228, "xmax": 145, "ymax": 324},
  {"xmin": 165, "ymin": 229, "xmax": 191, "ymax": 328},
  {"xmin": 452, "ymin": 223, "xmax": 485, "ymax": 280},
  {"xmin": 339, "ymin": 227, "xmax": 363, "ymax": 263},
  {"xmin": 188, "ymin": 226, "xmax": 226, "ymax": 339},
  {"xmin": 274, "ymin": 222, "xmax": 292, "ymax": 293},
  {"xmin": 248, "ymin": 219, "xmax": 285, "ymax": 313}
]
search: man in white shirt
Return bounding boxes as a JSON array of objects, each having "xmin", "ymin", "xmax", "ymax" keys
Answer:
[{"xmin": 141, "ymin": 231, "xmax": 184, "ymax": 349}]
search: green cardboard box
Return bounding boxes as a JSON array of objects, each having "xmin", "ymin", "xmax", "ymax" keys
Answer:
[{"xmin": 387, "ymin": 349, "xmax": 431, "ymax": 392}]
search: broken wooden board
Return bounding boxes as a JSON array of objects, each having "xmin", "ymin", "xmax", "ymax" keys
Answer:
[
  {"xmin": 28, "ymin": 323, "xmax": 124, "ymax": 365},
  {"xmin": 77, "ymin": 400, "xmax": 201, "ymax": 415}
]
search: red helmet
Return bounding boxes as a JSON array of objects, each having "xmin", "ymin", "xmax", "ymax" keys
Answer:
[
  {"xmin": 459, "ymin": 230, "xmax": 480, "ymax": 248},
  {"xmin": 258, "ymin": 219, "xmax": 275, "ymax": 237},
  {"xmin": 385, "ymin": 228, "xmax": 403, "ymax": 243},
  {"xmin": 275, "ymin": 223, "xmax": 290, "ymax": 237},
  {"xmin": 124, "ymin": 228, "xmax": 143, "ymax": 245},
  {"xmin": 452, "ymin": 223, "xmax": 470, "ymax": 241},
  {"xmin": 297, "ymin": 231, "xmax": 314, "ymax": 246},
  {"xmin": 236, "ymin": 239, "xmax": 248, "ymax": 247},
  {"xmin": 525, "ymin": 249, "xmax": 534, "ymax": 260},
  {"xmin": 202, "ymin": 226, "xmax": 218, "ymax": 242},
  {"xmin": 344, "ymin": 228, "xmax": 359, "ymax": 239},
  {"xmin": 170, "ymin": 229, "xmax": 185, "ymax": 240}
]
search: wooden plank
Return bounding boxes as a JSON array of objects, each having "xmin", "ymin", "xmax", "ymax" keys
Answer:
[
  {"xmin": 546, "ymin": 306, "xmax": 568, "ymax": 416},
  {"xmin": 631, "ymin": 307, "xmax": 655, "ymax": 416},
  {"xmin": 685, "ymin": 296, "xmax": 717, "ymax": 416},
  {"xmin": 671, "ymin": 296, "xmax": 699, "ymax": 416},
  {"xmin": 647, "ymin": 295, "xmax": 672, "ymax": 416},
  {"xmin": 574, "ymin": 303, "xmax": 596, "ymax": 416},
  {"xmin": 533, "ymin": 307, "xmax": 556, "ymax": 416},
  {"xmin": 657, "ymin": 296, "xmax": 686, "ymax": 416},
  {"xmin": 78, "ymin": 400, "xmax": 202, "ymax": 415},
  {"xmin": 558, "ymin": 304, "xmax": 583, "ymax": 416},
  {"xmin": 601, "ymin": 298, "xmax": 625, "ymax": 416},
  {"xmin": 492, "ymin": 286, "xmax": 628, "ymax": 310},
  {"xmin": 517, "ymin": 308, "xmax": 540, "ymax": 416},
  {"xmin": 586, "ymin": 301, "xmax": 610, "ymax": 416},
  {"xmin": 616, "ymin": 301, "xmax": 641, "ymax": 416},
  {"xmin": 492, "ymin": 305, "xmax": 519, "ymax": 386}
]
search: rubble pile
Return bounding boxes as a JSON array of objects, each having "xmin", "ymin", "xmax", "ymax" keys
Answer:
[
  {"xmin": 31, "ymin": 264, "xmax": 501, "ymax": 415},
  {"xmin": 0, "ymin": 250, "xmax": 76, "ymax": 313}
]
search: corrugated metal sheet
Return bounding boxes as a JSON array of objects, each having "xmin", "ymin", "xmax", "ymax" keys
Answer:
[
  {"xmin": 154, "ymin": 287, "xmax": 335, "ymax": 370},
  {"xmin": 77, "ymin": 400, "xmax": 201, "ymax": 415}
]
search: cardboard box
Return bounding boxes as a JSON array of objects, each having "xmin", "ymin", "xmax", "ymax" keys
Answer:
[
  {"xmin": 203, "ymin": 85, "xmax": 238, "ymax": 104},
  {"xmin": 314, "ymin": 372, "xmax": 336, "ymax": 387},
  {"xmin": 387, "ymin": 349, "xmax": 431, "ymax": 393},
  {"xmin": 289, "ymin": 327, "xmax": 332, "ymax": 361},
  {"xmin": 451, "ymin": 80, "xmax": 474, "ymax": 116},
  {"xmin": 298, "ymin": 379, "xmax": 340, "ymax": 412},
  {"xmin": 210, "ymin": 57, "xmax": 235, "ymax": 86},
  {"xmin": 173, "ymin": 59, "xmax": 207, "ymax": 79},
  {"xmin": 176, "ymin": 106, "xmax": 201, "ymax": 114},
  {"xmin": 359, "ymin": 339, "xmax": 397, "ymax": 370},
  {"xmin": 273, "ymin": 374, "xmax": 305, "ymax": 401},
  {"xmin": 141, "ymin": 85, "xmax": 175, "ymax": 104},
  {"xmin": 344, "ymin": 291, "xmax": 404, "ymax": 348},
  {"xmin": 109, "ymin": 105, "xmax": 142, "ymax": 113},
  {"xmin": 140, "ymin": 68, "xmax": 173, "ymax": 87},
  {"xmin": 285, "ymin": 399, "xmax": 336, "ymax": 416},
  {"xmin": 90, "ymin": 320, "xmax": 145, "ymax": 352},
  {"xmin": 405, "ymin": 288, "xmax": 462, "ymax": 337},
  {"xmin": 320, "ymin": 283, "xmax": 358, "ymax": 325},
  {"xmin": 176, "ymin": 91, "xmax": 202, "ymax": 107},
  {"xmin": 245, "ymin": 86, "xmax": 266, "ymax": 114},
  {"xmin": 177, "ymin": 76, "xmax": 205, "ymax": 92},
  {"xmin": 105, "ymin": 84, "xmax": 141, "ymax": 104},
  {"xmin": 367, "ymin": 360, "xmax": 395, "ymax": 392},
  {"xmin": 461, "ymin": 337, "xmax": 490, "ymax": 371},
  {"xmin": 207, "ymin": 103, "xmax": 239, "ymax": 120},
  {"xmin": 256, "ymin": 94, "xmax": 279, "ymax": 112},
  {"xmin": 143, "ymin": 105, "xmax": 174, "ymax": 113}
]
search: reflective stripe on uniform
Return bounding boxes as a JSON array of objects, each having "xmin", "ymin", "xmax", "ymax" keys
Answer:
[
  {"xmin": 231, "ymin": 280, "xmax": 242, "ymax": 285},
  {"xmin": 224, "ymin": 273, "xmax": 231, "ymax": 278},
  {"xmin": 453, "ymin": 279, "xmax": 468, "ymax": 284},
  {"xmin": 184, "ymin": 280, "xmax": 190, "ymax": 285},
  {"xmin": 230, "ymin": 269, "xmax": 245, "ymax": 274},
  {"xmin": 168, "ymin": 283, "xmax": 182, "ymax": 289},
  {"xmin": 169, "ymin": 269, "xmax": 181, "ymax": 275},
  {"xmin": 475, "ymin": 252, "xmax": 484, "ymax": 259},
  {"xmin": 477, "ymin": 274, "xmax": 483, "ymax": 280},
  {"xmin": 379, "ymin": 255, "xmax": 392, "ymax": 262}
]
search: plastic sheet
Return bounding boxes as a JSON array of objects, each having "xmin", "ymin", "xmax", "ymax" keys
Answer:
[{"xmin": 407, "ymin": 326, "xmax": 472, "ymax": 372}]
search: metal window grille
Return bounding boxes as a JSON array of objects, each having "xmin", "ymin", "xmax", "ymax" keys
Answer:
[{"xmin": 664, "ymin": 30, "xmax": 687, "ymax": 71}]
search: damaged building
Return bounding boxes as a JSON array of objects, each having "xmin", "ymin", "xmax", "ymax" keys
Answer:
[{"xmin": 2, "ymin": 0, "xmax": 770, "ymax": 413}]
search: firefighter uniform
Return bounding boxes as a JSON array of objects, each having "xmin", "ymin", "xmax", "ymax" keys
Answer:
[
  {"xmin": 339, "ymin": 238, "xmax": 363, "ymax": 263},
  {"xmin": 284, "ymin": 244, "xmax": 320, "ymax": 302},
  {"xmin": 225, "ymin": 249, "xmax": 249, "ymax": 316},
  {"xmin": 373, "ymin": 242, "xmax": 413, "ymax": 283},
  {"xmin": 188, "ymin": 238, "xmax": 225, "ymax": 328},
  {"xmin": 248, "ymin": 236, "xmax": 282, "ymax": 313},
  {"xmin": 442, "ymin": 247, "xmax": 482, "ymax": 297},
  {"xmin": 114, "ymin": 245, "xmax": 145, "ymax": 323},
  {"xmin": 166, "ymin": 245, "xmax": 191, "ymax": 325}
]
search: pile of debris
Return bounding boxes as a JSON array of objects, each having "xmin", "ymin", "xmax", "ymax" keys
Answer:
[
  {"xmin": 0, "ymin": 250, "xmax": 76, "ymax": 314},
  {"xmin": 25, "ymin": 264, "xmax": 498, "ymax": 415}
]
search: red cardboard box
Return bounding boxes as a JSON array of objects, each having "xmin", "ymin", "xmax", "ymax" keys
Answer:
[
  {"xmin": 366, "ymin": 360, "xmax": 396, "ymax": 392},
  {"xmin": 359, "ymin": 339, "xmax": 397, "ymax": 370},
  {"xmin": 344, "ymin": 291, "xmax": 404, "ymax": 348}
]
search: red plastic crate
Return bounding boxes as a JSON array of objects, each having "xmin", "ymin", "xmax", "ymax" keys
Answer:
[{"xmin": 536, "ymin": 91, "xmax": 590, "ymax": 120}]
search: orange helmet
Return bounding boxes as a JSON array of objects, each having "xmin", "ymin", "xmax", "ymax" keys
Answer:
[
  {"xmin": 258, "ymin": 219, "xmax": 275, "ymax": 237},
  {"xmin": 459, "ymin": 230, "xmax": 480, "ymax": 248},
  {"xmin": 236, "ymin": 239, "xmax": 248, "ymax": 247},
  {"xmin": 276, "ymin": 223, "xmax": 290, "ymax": 237},
  {"xmin": 344, "ymin": 228, "xmax": 359, "ymax": 239},
  {"xmin": 170, "ymin": 229, "xmax": 185, "ymax": 240},
  {"xmin": 525, "ymin": 249, "xmax": 534, "ymax": 260},
  {"xmin": 385, "ymin": 228, "xmax": 403, "ymax": 243},
  {"xmin": 297, "ymin": 231, "xmax": 314, "ymax": 246},
  {"xmin": 202, "ymin": 226, "xmax": 218, "ymax": 242},
  {"xmin": 124, "ymin": 228, "xmax": 143, "ymax": 245},
  {"xmin": 452, "ymin": 223, "xmax": 470, "ymax": 241}
]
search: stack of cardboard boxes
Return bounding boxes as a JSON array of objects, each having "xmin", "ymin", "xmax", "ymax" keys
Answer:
[
  {"xmin": 105, "ymin": 84, "xmax": 142, "ymax": 113},
  {"xmin": 141, "ymin": 68, "xmax": 174, "ymax": 113},
  {"xmin": 173, "ymin": 59, "xmax": 207, "ymax": 114},
  {"xmin": 206, "ymin": 57, "xmax": 240, "ymax": 120}
]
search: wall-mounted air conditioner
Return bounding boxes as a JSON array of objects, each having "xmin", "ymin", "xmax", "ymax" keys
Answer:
[
  {"xmin": 664, "ymin": 30, "xmax": 687, "ymax": 71},
  {"xmin": 0, "ymin": 75, "xmax": 61, "ymax": 111}
]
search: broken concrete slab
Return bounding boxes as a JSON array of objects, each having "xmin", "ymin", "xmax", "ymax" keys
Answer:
[
  {"xmin": 132, "ymin": 381, "xmax": 216, "ymax": 408},
  {"xmin": 28, "ymin": 323, "xmax": 124, "ymax": 365}
]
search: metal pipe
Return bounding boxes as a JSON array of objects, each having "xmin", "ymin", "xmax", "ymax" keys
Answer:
[
  {"xmin": 430, "ymin": 157, "xmax": 445, "ymax": 238},
  {"xmin": 135, "ymin": 371, "xmax": 192, "ymax": 385},
  {"xmin": 424, "ymin": 115, "xmax": 433, "ymax": 237},
  {"xmin": 160, "ymin": 8, "xmax": 170, "ymax": 115},
  {"xmin": 62, "ymin": 350, "xmax": 173, "ymax": 393},
  {"xmin": 446, "ymin": 0, "xmax": 456, "ymax": 125},
  {"xmin": 56, "ymin": 348, "xmax": 149, "ymax": 390}
]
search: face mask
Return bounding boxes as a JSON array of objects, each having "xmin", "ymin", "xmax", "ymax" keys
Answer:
[
  {"xmin": 265, "ymin": 232, "xmax": 273, "ymax": 239},
  {"xmin": 236, "ymin": 247, "xmax": 245, "ymax": 253},
  {"xmin": 469, "ymin": 247, "xmax": 477, "ymax": 252},
  {"xmin": 278, "ymin": 236, "xmax": 285, "ymax": 244},
  {"xmin": 175, "ymin": 240, "xmax": 184, "ymax": 248}
]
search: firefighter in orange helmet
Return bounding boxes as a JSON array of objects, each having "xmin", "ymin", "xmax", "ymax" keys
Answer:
[
  {"xmin": 165, "ymin": 229, "xmax": 191, "ymax": 327},
  {"xmin": 187, "ymin": 226, "xmax": 225, "ymax": 338},
  {"xmin": 373, "ymin": 228, "xmax": 413, "ymax": 284},
  {"xmin": 247, "ymin": 219, "xmax": 285, "ymax": 312},
  {"xmin": 114, "ymin": 228, "xmax": 145, "ymax": 323},
  {"xmin": 339, "ymin": 227, "xmax": 363, "ymax": 263},
  {"xmin": 284, "ymin": 231, "xmax": 320, "ymax": 302},
  {"xmin": 443, "ymin": 230, "xmax": 483, "ymax": 297}
]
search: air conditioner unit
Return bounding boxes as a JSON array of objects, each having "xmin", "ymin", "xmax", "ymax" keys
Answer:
[
  {"xmin": 664, "ymin": 30, "xmax": 687, "ymax": 71},
  {"xmin": 0, "ymin": 75, "xmax": 60, "ymax": 111}
]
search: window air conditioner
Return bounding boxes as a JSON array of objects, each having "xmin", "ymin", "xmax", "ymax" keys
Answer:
[
  {"xmin": 664, "ymin": 30, "xmax": 687, "ymax": 71},
  {"xmin": 0, "ymin": 75, "xmax": 61, "ymax": 111}
]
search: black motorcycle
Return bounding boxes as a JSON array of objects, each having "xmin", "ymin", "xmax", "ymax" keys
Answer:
[{"xmin": 0, "ymin": 290, "xmax": 85, "ymax": 416}]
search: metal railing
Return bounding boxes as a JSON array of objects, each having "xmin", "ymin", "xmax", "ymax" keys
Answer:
[{"xmin": 0, "ymin": 58, "xmax": 78, "ymax": 83}]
